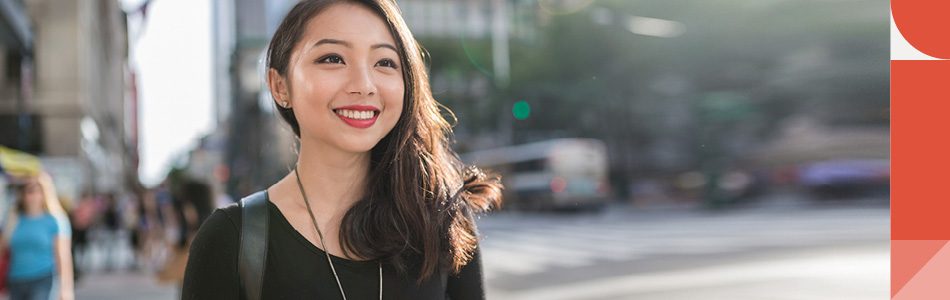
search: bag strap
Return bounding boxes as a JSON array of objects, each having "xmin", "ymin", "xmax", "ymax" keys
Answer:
[{"xmin": 239, "ymin": 191, "xmax": 269, "ymax": 300}]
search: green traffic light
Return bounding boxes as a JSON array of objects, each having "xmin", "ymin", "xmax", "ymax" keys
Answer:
[{"xmin": 513, "ymin": 101, "xmax": 530, "ymax": 120}]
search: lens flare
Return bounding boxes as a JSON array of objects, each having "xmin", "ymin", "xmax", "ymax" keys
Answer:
[{"xmin": 460, "ymin": 29, "xmax": 494, "ymax": 77}]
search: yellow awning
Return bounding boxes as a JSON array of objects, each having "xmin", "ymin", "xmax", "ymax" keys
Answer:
[{"xmin": 0, "ymin": 145, "xmax": 42, "ymax": 179}]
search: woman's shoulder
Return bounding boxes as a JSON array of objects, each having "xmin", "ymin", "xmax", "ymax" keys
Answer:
[
  {"xmin": 36, "ymin": 213, "xmax": 65, "ymax": 226},
  {"xmin": 41, "ymin": 213, "xmax": 58, "ymax": 222},
  {"xmin": 183, "ymin": 199, "xmax": 246, "ymax": 299},
  {"xmin": 186, "ymin": 202, "xmax": 243, "ymax": 266},
  {"xmin": 201, "ymin": 202, "xmax": 243, "ymax": 233},
  {"xmin": 218, "ymin": 201, "xmax": 243, "ymax": 218},
  {"xmin": 193, "ymin": 190, "xmax": 271, "ymax": 238}
]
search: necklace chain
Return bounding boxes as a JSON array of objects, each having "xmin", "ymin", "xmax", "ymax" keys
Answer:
[{"xmin": 295, "ymin": 168, "xmax": 382, "ymax": 300}]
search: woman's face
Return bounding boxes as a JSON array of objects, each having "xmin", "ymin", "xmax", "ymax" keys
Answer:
[
  {"xmin": 284, "ymin": 3, "xmax": 404, "ymax": 154},
  {"xmin": 21, "ymin": 181, "xmax": 45, "ymax": 212}
]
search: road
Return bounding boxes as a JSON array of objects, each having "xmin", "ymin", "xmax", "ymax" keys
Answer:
[
  {"xmin": 480, "ymin": 199, "xmax": 889, "ymax": 300},
  {"xmin": 71, "ymin": 197, "xmax": 889, "ymax": 300}
]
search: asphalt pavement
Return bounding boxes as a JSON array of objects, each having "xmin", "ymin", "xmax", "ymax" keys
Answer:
[{"xmin": 480, "ymin": 195, "xmax": 889, "ymax": 300}]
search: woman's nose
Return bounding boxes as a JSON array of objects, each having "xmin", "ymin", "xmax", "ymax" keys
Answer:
[{"xmin": 346, "ymin": 66, "xmax": 377, "ymax": 96}]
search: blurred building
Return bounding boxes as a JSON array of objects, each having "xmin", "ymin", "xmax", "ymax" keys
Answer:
[
  {"xmin": 205, "ymin": 0, "xmax": 297, "ymax": 199},
  {"xmin": 0, "ymin": 0, "xmax": 35, "ymax": 152},
  {"xmin": 0, "ymin": 0, "xmax": 137, "ymax": 204},
  {"xmin": 173, "ymin": 0, "xmax": 300, "ymax": 200},
  {"xmin": 173, "ymin": 0, "xmax": 240, "ymax": 202},
  {"xmin": 399, "ymin": 0, "xmax": 539, "ymax": 41}
]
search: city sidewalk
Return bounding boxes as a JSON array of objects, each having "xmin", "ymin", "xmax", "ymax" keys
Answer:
[
  {"xmin": 72, "ymin": 229, "xmax": 181, "ymax": 300},
  {"xmin": 75, "ymin": 270, "xmax": 178, "ymax": 300}
]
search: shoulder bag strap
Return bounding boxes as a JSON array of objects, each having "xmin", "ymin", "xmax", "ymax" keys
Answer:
[{"xmin": 239, "ymin": 190, "xmax": 269, "ymax": 300}]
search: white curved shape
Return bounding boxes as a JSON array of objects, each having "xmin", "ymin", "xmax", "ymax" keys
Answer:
[{"xmin": 891, "ymin": 11, "xmax": 940, "ymax": 60}]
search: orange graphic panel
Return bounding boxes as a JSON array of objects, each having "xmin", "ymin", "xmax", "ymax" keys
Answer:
[
  {"xmin": 892, "ymin": 0, "xmax": 950, "ymax": 59},
  {"xmin": 891, "ymin": 60, "xmax": 950, "ymax": 240}
]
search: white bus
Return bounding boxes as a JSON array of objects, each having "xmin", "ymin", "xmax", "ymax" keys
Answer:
[{"xmin": 459, "ymin": 138, "xmax": 611, "ymax": 210}]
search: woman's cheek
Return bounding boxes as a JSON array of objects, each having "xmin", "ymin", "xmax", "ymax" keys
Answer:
[
  {"xmin": 383, "ymin": 77, "xmax": 405, "ymax": 103},
  {"xmin": 294, "ymin": 72, "xmax": 326, "ymax": 97}
]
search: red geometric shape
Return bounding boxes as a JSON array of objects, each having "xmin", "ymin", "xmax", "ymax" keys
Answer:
[
  {"xmin": 893, "ymin": 240, "xmax": 950, "ymax": 299},
  {"xmin": 892, "ymin": 240, "xmax": 949, "ymax": 298},
  {"xmin": 891, "ymin": 60, "xmax": 950, "ymax": 240},
  {"xmin": 892, "ymin": 0, "xmax": 950, "ymax": 59}
]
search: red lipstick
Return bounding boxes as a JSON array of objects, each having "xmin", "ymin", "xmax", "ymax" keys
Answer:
[{"xmin": 333, "ymin": 105, "xmax": 380, "ymax": 129}]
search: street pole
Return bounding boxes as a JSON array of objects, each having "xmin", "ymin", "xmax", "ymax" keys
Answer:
[
  {"xmin": 492, "ymin": 0, "xmax": 512, "ymax": 145},
  {"xmin": 491, "ymin": 0, "xmax": 510, "ymax": 88},
  {"xmin": 17, "ymin": 54, "xmax": 33, "ymax": 151}
]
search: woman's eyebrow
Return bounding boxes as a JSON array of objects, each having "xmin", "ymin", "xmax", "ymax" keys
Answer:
[
  {"xmin": 311, "ymin": 38, "xmax": 349, "ymax": 50},
  {"xmin": 371, "ymin": 43, "xmax": 399, "ymax": 54},
  {"xmin": 310, "ymin": 39, "xmax": 398, "ymax": 54}
]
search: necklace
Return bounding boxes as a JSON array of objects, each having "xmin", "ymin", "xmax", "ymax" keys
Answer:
[{"xmin": 295, "ymin": 168, "xmax": 382, "ymax": 300}]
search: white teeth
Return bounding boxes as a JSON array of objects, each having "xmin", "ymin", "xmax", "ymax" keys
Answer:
[{"xmin": 336, "ymin": 109, "xmax": 375, "ymax": 120}]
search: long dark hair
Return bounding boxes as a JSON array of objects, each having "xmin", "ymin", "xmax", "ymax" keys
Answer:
[{"xmin": 266, "ymin": 0, "xmax": 503, "ymax": 282}]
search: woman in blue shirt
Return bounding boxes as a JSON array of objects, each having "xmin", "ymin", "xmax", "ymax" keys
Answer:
[{"xmin": 1, "ymin": 173, "xmax": 74, "ymax": 300}]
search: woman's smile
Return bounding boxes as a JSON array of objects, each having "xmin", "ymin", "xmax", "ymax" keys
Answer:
[{"xmin": 333, "ymin": 104, "xmax": 380, "ymax": 128}]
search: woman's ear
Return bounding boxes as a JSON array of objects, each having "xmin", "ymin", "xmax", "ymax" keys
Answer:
[{"xmin": 267, "ymin": 68, "xmax": 291, "ymax": 108}]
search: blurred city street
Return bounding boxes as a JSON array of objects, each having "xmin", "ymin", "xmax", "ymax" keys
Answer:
[
  {"xmin": 480, "ymin": 195, "xmax": 889, "ymax": 300},
  {"xmin": 71, "ymin": 229, "xmax": 179, "ymax": 300},
  {"xmin": 70, "ymin": 194, "xmax": 888, "ymax": 300},
  {"xmin": 0, "ymin": 1, "xmax": 891, "ymax": 299},
  {"xmin": 75, "ymin": 271, "xmax": 178, "ymax": 300}
]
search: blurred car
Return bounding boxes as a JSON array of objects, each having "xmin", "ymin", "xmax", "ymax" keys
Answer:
[{"xmin": 797, "ymin": 159, "xmax": 890, "ymax": 199}]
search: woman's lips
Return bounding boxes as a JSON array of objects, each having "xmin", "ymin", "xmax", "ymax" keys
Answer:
[{"xmin": 333, "ymin": 105, "xmax": 379, "ymax": 129}]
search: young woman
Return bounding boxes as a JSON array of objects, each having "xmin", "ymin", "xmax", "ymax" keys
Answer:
[
  {"xmin": 1, "ymin": 173, "xmax": 74, "ymax": 300},
  {"xmin": 182, "ymin": 0, "xmax": 502, "ymax": 299}
]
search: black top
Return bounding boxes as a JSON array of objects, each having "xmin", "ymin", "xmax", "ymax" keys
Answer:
[{"xmin": 181, "ymin": 194, "xmax": 485, "ymax": 300}]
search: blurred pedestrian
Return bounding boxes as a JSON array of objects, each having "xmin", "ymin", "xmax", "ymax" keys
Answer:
[
  {"xmin": 182, "ymin": 1, "xmax": 502, "ymax": 299},
  {"xmin": 69, "ymin": 192, "xmax": 97, "ymax": 282},
  {"xmin": 152, "ymin": 181, "xmax": 177, "ymax": 249},
  {"xmin": 100, "ymin": 193, "xmax": 122, "ymax": 271},
  {"xmin": 134, "ymin": 189, "xmax": 165, "ymax": 271},
  {"xmin": 179, "ymin": 181, "xmax": 213, "ymax": 242},
  {"xmin": 123, "ymin": 193, "xmax": 143, "ymax": 270},
  {"xmin": 157, "ymin": 180, "xmax": 212, "ymax": 285},
  {"xmin": 0, "ymin": 172, "xmax": 74, "ymax": 300}
]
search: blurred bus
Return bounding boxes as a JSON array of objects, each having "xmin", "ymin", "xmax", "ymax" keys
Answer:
[{"xmin": 460, "ymin": 138, "xmax": 611, "ymax": 211}]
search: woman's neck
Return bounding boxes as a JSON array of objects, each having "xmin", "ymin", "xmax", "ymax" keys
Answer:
[
  {"xmin": 23, "ymin": 207, "xmax": 45, "ymax": 217},
  {"xmin": 295, "ymin": 140, "xmax": 371, "ymax": 214}
]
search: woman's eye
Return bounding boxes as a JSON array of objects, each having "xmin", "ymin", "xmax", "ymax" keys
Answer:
[
  {"xmin": 376, "ymin": 59, "xmax": 398, "ymax": 69},
  {"xmin": 317, "ymin": 55, "xmax": 344, "ymax": 64}
]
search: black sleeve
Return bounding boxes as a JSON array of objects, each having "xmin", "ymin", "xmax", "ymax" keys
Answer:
[
  {"xmin": 182, "ymin": 207, "xmax": 241, "ymax": 300},
  {"xmin": 445, "ymin": 247, "xmax": 486, "ymax": 300}
]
